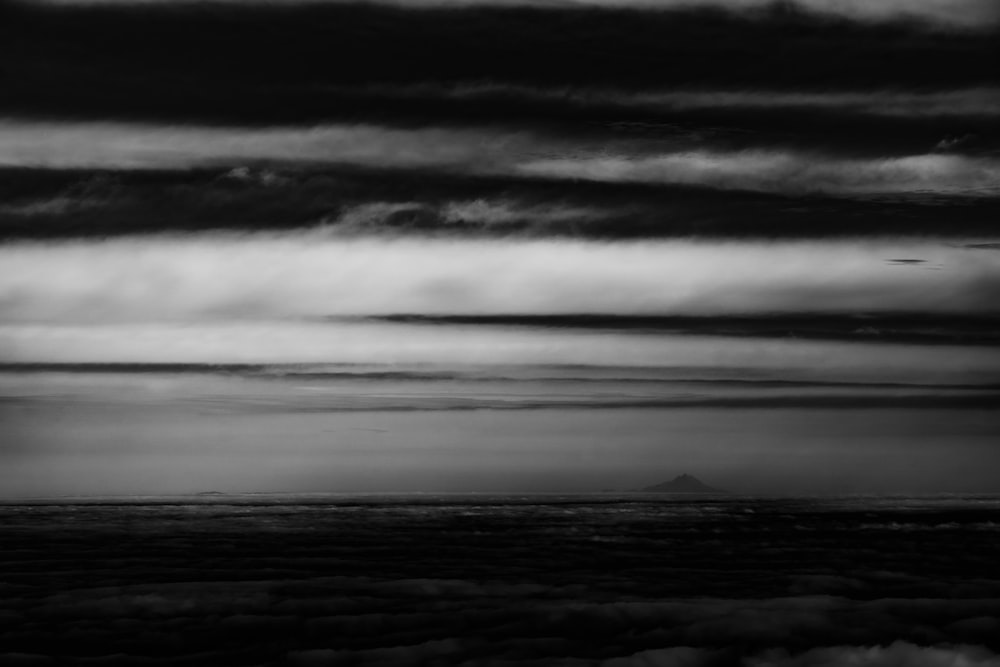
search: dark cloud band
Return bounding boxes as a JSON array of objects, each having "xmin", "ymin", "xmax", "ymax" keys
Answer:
[
  {"xmin": 16, "ymin": 0, "xmax": 1000, "ymax": 29},
  {"xmin": 6, "ymin": 166, "xmax": 1000, "ymax": 240},
  {"xmin": 3, "ymin": 2, "xmax": 998, "ymax": 126}
]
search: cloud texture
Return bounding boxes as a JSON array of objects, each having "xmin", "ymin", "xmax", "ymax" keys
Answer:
[
  {"xmin": 2, "ymin": 236, "xmax": 998, "ymax": 323},
  {"xmin": 18, "ymin": 0, "xmax": 1000, "ymax": 28},
  {"xmin": 518, "ymin": 152, "xmax": 1000, "ymax": 197},
  {"xmin": 3, "ymin": 497, "xmax": 1000, "ymax": 662},
  {"xmin": 4, "ymin": 121, "xmax": 998, "ymax": 197}
]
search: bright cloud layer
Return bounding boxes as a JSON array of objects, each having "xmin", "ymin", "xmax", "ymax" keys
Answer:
[{"xmin": 2, "ymin": 235, "xmax": 998, "ymax": 323}]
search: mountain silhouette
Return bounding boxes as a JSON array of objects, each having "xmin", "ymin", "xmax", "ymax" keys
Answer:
[{"xmin": 639, "ymin": 473, "xmax": 726, "ymax": 494}]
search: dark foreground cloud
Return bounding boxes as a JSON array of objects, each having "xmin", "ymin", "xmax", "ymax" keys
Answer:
[{"xmin": 2, "ymin": 498, "xmax": 1000, "ymax": 663}]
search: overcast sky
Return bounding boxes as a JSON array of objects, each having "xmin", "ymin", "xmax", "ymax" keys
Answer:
[{"xmin": 1, "ymin": 0, "xmax": 998, "ymax": 497}]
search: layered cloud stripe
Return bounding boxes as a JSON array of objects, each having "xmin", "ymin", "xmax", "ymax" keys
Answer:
[
  {"xmin": 2, "ymin": 237, "xmax": 999, "ymax": 321},
  {"xmin": 15, "ymin": 0, "xmax": 1000, "ymax": 28},
  {"xmin": 0, "ymin": 121, "xmax": 998, "ymax": 197}
]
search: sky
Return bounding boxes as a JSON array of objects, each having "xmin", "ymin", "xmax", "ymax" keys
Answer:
[{"xmin": 1, "ymin": 0, "xmax": 999, "ymax": 496}]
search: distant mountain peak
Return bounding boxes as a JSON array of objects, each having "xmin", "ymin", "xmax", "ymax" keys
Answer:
[{"xmin": 639, "ymin": 473, "xmax": 726, "ymax": 494}]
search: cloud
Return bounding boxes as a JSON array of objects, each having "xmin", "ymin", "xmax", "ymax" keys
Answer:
[
  {"xmin": 6, "ymin": 0, "xmax": 996, "ymax": 134},
  {"xmin": 2, "ymin": 236, "xmax": 999, "ymax": 324},
  {"xmin": 5, "ymin": 319, "xmax": 1000, "ymax": 390},
  {"xmin": 331, "ymin": 199, "xmax": 602, "ymax": 232},
  {"xmin": 6, "ymin": 164, "xmax": 1000, "ymax": 241},
  {"xmin": 5, "ymin": 363, "xmax": 996, "ymax": 412},
  {"xmin": 323, "ymin": 83, "xmax": 1000, "ymax": 120},
  {"xmin": 439, "ymin": 199, "xmax": 602, "ymax": 228},
  {"xmin": 601, "ymin": 646, "xmax": 723, "ymax": 667},
  {"xmin": 3, "ymin": 121, "xmax": 997, "ymax": 198},
  {"xmin": 747, "ymin": 641, "xmax": 1000, "ymax": 667},
  {"xmin": 0, "ymin": 121, "xmax": 543, "ymax": 171},
  {"xmin": 10, "ymin": 581, "xmax": 1000, "ymax": 663},
  {"xmin": 17, "ymin": 0, "xmax": 1000, "ymax": 29},
  {"xmin": 595, "ymin": 87, "xmax": 1000, "ymax": 119},
  {"xmin": 517, "ymin": 152, "xmax": 1000, "ymax": 197}
]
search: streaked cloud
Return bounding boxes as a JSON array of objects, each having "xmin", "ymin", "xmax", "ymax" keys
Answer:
[
  {"xmin": 520, "ymin": 152, "xmax": 1000, "ymax": 196},
  {"xmin": 331, "ymin": 83, "xmax": 1000, "ymax": 119},
  {"xmin": 0, "ymin": 121, "xmax": 542, "ymax": 171},
  {"xmin": 19, "ymin": 0, "xmax": 1000, "ymax": 29},
  {"xmin": 635, "ymin": 87, "xmax": 1000, "ymax": 118},
  {"xmin": 2, "ymin": 121, "xmax": 998, "ymax": 197}
]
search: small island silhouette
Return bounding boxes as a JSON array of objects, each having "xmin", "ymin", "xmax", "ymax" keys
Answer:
[{"xmin": 638, "ymin": 473, "xmax": 726, "ymax": 494}]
